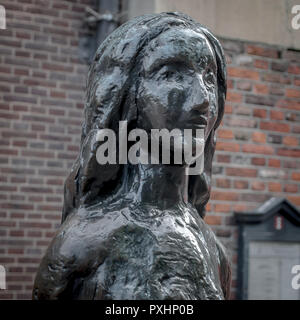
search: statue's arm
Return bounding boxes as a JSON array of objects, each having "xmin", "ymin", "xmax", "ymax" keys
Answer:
[
  {"xmin": 32, "ymin": 248, "xmax": 77, "ymax": 299},
  {"xmin": 32, "ymin": 221, "xmax": 81, "ymax": 300},
  {"xmin": 33, "ymin": 216, "xmax": 108, "ymax": 300},
  {"xmin": 215, "ymin": 237, "xmax": 232, "ymax": 299}
]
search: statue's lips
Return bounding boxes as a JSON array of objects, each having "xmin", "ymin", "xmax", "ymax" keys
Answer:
[{"xmin": 187, "ymin": 116, "xmax": 207, "ymax": 128}]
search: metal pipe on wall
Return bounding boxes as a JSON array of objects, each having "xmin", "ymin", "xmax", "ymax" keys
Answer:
[{"xmin": 96, "ymin": 0, "xmax": 120, "ymax": 49}]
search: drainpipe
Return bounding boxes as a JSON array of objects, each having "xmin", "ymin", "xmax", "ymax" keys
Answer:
[
  {"xmin": 96, "ymin": 0, "xmax": 120, "ymax": 49},
  {"xmin": 82, "ymin": 0, "xmax": 121, "ymax": 62}
]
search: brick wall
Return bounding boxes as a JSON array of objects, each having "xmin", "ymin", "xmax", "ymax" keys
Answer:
[
  {"xmin": 0, "ymin": 1, "xmax": 299, "ymax": 300},
  {"xmin": 0, "ymin": 0, "xmax": 93, "ymax": 299},
  {"xmin": 205, "ymin": 39, "xmax": 300, "ymax": 298}
]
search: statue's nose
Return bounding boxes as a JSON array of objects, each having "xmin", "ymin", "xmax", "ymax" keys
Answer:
[{"xmin": 190, "ymin": 74, "xmax": 210, "ymax": 114}]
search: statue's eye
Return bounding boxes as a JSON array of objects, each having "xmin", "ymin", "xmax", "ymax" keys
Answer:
[
  {"xmin": 163, "ymin": 70, "xmax": 174, "ymax": 79},
  {"xmin": 161, "ymin": 68, "xmax": 183, "ymax": 81},
  {"xmin": 203, "ymin": 70, "xmax": 216, "ymax": 88}
]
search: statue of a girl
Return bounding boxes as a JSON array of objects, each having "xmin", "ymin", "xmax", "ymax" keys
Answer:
[{"xmin": 33, "ymin": 12, "xmax": 231, "ymax": 300}]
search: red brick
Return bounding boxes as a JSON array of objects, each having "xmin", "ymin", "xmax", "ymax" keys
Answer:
[
  {"xmin": 254, "ymin": 59, "xmax": 268, "ymax": 69},
  {"xmin": 0, "ymin": 221, "xmax": 16, "ymax": 227},
  {"xmin": 217, "ymin": 129, "xmax": 234, "ymax": 139},
  {"xmin": 227, "ymin": 118, "xmax": 257, "ymax": 128},
  {"xmin": 224, "ymin": 103, "xmax": 233, "ymax": 114},
  {"xmin": 236, "ymin": 81, "xmax": 252, "ymax": 91},
  {"xmin": 0, "ymin": 66, "xmax": 11, "ymax": 73},
  {"xmin": 246, "ymin": 45, "xmax": 279, "ymax": 58},
  {"xmin": 241, "ymin": 193, "xmax": 269, "ymax": 202},
  {"xmin": 216, "ymin": 178, "xmax": 231, "ymax": 188},
  {"xmin": 287, "ymin": 196, "xmax": 300, "ymax": 206},
  {"xmin": 261, "ymin": 73, "xmax": 280, "ymax": 83},
  {"xmin": 214, "ymin": 203, "xmax": 231, "ymax": 213},
  {"xmin": 50, "ymin": 90, "xmax": 66, "ymax": 99},
  {"xmin": 268, "ymin": 182, "xmax": 281, "ymax": 192},
  {"xmin": 284, "ymin": 184, "xmax": 298, "ymax": 193},
  {"xmin": 227, "ymin": 79, "xmax": 234, "ymax": 89},
  {"xmin": 15, "ymin": 50, "xmax": 31, "ymax": 58},
  {"xmin": 235, "ymin": 106, "xmax": 251, "ymax": 116},
  {"xmin": 268, "ymin": 159, "xmax": 281, "ymax": 167},
  {"xmin": 216, "ymin": 141, "xmax": 240, "ymax": 152},
  {"xmin": 251, "ymin": 181, "xmax": 265, "ymax": 191},
  {"xmin": 294, "ymin": 77, "xmax": 300, "ymax": 86},
  {"xmin": 293, "ymin": 125, "xmax": 300, "ymax": 133},
  {"xmin": 283, "ymin": 136, "xmax": 298, "ymax": 146},
  {"xmin": 42, "ymin": 62, "xmax": 73, "ymax": 72},
  {"xmin": 242, "ymin": 144, "xmax": 273, "ymax": 155},
  {"xmin": 53, "ymin": 1, "xmax": 70, "ymax": 10},
  {"xmin": 277, "ymin": 99, "xmax": 300, "ymax": 110},
  {"xmin": 292, "ymin": 172, "xmax": 300, "ymax": 181},
  {"xmin": 254, "ymin": 84, "xmax": 269, "ymax": 95},
  {"xmin": 260, "ymin": 122, "xmax": 290, "ymax": 133},
  {"xmin": 277, "ymin": 148, "xmax": 300, "ymax": 157},
  {"xmin": 15, "ymin": 31, "xmax": 31, "ymax": 40},
  {"xmin": 13, "ymin": 140, "xmax": 27, "ymax": 147},
  {"xmin": 233, "ymin": 204, "xmax": 248, "ymax": 212},
  {"xmin": 288, "ymin": 65, "xmax": 300, "ymax": 74},
  {"xmin": 226, "ymin": 91, "xmax": 243, "ymax": 102},
  {"xmin": 15, "ymin": 68, "xmax": 30, "ymax": 76},
  {"xmin": 226, "ymin": 167, "xmax": 257, "ymax": 177},
  {"xmin": 19, "ymin": 222, "xmax": 52, "ymax": 229},
  {"xmin": 211, "ymin": 191, "xmax": 239, "ymax": 201},
  {"xmin": 227, "ymin": 67, "xmax": 260, "ymax": 80},
  {"xmin": 234, "ymin": 180, "xmax": 249, "ymax": 189},
  {"xmin": 286, "ymin": 88, "xmax": 300, "ymax": 98},
  {"xmin": 204, "ymin": 215, "xmax": 222, "ymax": 225},
  {"xmin": 253, "ymin": 108, "xmax": 267, "ymax": 118},
  {"xmin": 0, "ymin": 149, "xmax": 18, "ymax": 156},
  {"xmin": 270, "ymin": 110, "xmax": 284, "ymax": 120},
  {"xmin": 217, "ymin": 155, "xmax": 231, "ymax": 163},
  {"xmin": 8, "ymin": 247, "xmax": 24, "ymax": 255},
  {"xmin": 251, "ymin": 157, "xmax": 266, "ymax": 166},
  {"xmin": 252, "ymin": 132, "xmax": 266, "ymax": 143},
  {"xmin": 245, "ymin": 94, "xmax": 275, "ymax": 106}
]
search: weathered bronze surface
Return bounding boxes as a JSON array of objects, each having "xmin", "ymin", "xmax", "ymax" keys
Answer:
[{"xmin": 33, "ymin": 12, "xmax": 231, "ymax": 300}]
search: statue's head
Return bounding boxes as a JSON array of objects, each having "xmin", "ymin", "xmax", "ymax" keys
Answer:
[{"xmin": 80, "ymin": 12, "xmax": 226, "ymax": 217}]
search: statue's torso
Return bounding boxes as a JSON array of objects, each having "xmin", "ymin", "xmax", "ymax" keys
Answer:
[{"xmin": 60, "ymin": 203, "xmax": 224, "ymax": 300}]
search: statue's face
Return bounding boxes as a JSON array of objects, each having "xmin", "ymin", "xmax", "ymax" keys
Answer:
[{"xmin": 137, "ymin": 28, "xmax": 218, "ymax": 142}]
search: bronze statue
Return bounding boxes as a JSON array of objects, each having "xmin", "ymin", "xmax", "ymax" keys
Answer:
[{"xmin": 33, "ymin": 12, "xmax": 231, "ymax": 300}]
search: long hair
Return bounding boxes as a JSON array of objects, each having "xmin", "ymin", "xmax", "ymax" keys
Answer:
[{"xmin": 62, "ymin": 12, "xmax": 227, "ymax": 222}]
